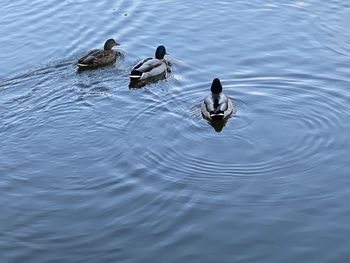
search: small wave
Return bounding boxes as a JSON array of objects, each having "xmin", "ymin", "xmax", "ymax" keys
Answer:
[{"xmin": 119, "ymin": 74, "xmax": 350, "ymax": 205}]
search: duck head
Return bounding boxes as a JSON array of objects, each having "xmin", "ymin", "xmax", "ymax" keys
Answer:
[
  {"xmin": 211, "ymin": 78, "xmax": 223, "ymax": 94},
  {"xmin": 104, "ymin": 39, "xmax": 119, "ymax": 50},
  {"xmin": 155, "ymin": 45, "xmax": 167, "ymax": 59}
]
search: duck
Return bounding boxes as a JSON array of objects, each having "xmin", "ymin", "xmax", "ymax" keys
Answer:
[
  {"xmin": 130, "ymin": 45, "xmax": 168, "ymax": 81},
  {"xmin": 201, "ymin": 78, "xmax": 234, "ymax": 121},
  {"xmin": 77, "ymin": 39, "xmax": 120, "ymax": 70}
]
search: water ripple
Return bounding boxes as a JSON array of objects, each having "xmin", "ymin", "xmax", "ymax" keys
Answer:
[
  {"xmin": 2, "ymin": 0, "xmax": 350, "ymax": 261},
  {"xmin": 120, "ymin": 74, "xmax": 350, "ymax": 204},
  {"xmin": 308, "ymin": 1, "xmax": 350, "ymax": 57}
]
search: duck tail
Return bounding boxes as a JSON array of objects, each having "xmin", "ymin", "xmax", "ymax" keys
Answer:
[
  {"xmin": 210, "ymin": 110, "xmax": 225, "ymax": 121},
  {"xmin": 130, "ymin": 69, "xmax": 142, "ymax": 80},
  {"xmin": 77, "ymin": 55, "xmax": 96, "ymax": 70},
  {"xmin": 77, "ymin": 63, "xmax": 92, "ymax": 71}
]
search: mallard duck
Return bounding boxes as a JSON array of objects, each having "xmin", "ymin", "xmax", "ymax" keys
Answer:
[
  {"xmin": 77, "ymin": 39, "xmax": 120, "ymax": 70},
  {"xmin": 201, "ymin": 78, "xmax": 234, "ymax": 121},
  {"xmin": 130, "ymin": 45, "xmax": 168, "ymax": 80}
]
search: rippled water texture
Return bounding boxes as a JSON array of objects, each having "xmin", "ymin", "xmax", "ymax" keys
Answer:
[{"xmin": 1, "ymin": 0, "xmax": 350, "ymax": 262}]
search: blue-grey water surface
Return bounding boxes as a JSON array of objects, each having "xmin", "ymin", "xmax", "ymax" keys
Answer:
[{"xmin": 1, "ymin": 0, "xmax": 350, "ymax": 262}]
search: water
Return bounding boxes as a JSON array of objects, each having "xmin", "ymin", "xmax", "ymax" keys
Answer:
[{"xmin": 1, "ymin": 0, "xmax": 350, "ymax": 262}]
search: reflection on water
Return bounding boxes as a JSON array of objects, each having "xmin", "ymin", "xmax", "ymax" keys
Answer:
[
  {"xmin": 1, "ymin": 0, "xmax": 350, "ymax": 262},
  {"xmin": 206, "ymin": 118, "xmax": 228, "ymax": 133}
]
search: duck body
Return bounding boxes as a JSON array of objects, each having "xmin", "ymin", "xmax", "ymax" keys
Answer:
[
  {"xmin": 201, "ymin": 78, "xmax": 234, "ymax": 121},
  {"xmin": 77, "ymin": 39, "xmax": 120, "ymax": 70},
  {"xmin": 130, "ymin": 45, "xmax": 168, "ymax": 81},
  {"xmin": 201, "ymin": 93, "xmax": 234, "ymax": 121},
  {"xmin": 78, "ymin": 49, "xmax": 117, "ymax": 69},
  {"xmin": 130, "ymin": 58, "xmax": 167, "ymax": 80}
]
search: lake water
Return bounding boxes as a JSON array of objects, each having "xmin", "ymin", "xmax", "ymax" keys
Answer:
[{"xmin": 1, "ymin": 0, "xmax": 350, "ymax": 262}]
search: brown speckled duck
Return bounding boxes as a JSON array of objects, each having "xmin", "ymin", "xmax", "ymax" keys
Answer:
[{"xmin": 77, "ymin": 39, "xmax": 120, "ymax": 70}]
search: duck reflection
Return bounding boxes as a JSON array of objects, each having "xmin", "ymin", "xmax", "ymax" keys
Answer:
[{"xmin": 206, "ymin": 118, "xmax": 228, "ymax": 132}]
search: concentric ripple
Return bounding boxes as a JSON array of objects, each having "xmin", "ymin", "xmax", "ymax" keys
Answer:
[{"xmin": 120, "ymin": 74, "xmax": 350, "ymax": 203}]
